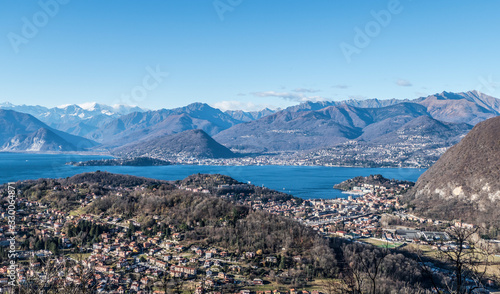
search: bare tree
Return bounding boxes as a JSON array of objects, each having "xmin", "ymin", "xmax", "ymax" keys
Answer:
[
  {"xmin": 321, "ymin": 275, "xmax": 356, "ymax": 294},
  {"xmin": 341, "ymin": 243, "xmax": 389, "ymax": 294},
  {"xmin": 418, "ymin": 225, "xmax": 495, "ymax": 294},
  {"xmin": 14, "ymin": 252, "xmax": 97, "ymax": 294}
]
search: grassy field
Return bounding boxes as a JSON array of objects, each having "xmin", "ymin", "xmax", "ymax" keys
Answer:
[
  {"xmin": 362, "ymin": 238, "xmax": 404, "ymax": 249},
  {"xmin": 399, "ymin": 243, "xmax": 500, "ymax": 279},
  {"xmin": 147, "ymin": 277, "xmax": 335, "ymax": 294},
  {"xmin": 245, "ymin": 278, "xmax": 332, "ymax": 292},
  {"xmin": 69, "ymin": 207, "xmax": 85, "ymax": 216},
  {"xmin": 402, "ymin": 243, "xmax": 440, "ymax": 258},
  {"xmin": 66, "ymin": 252, "xmax": 92, "ymax": 261}
]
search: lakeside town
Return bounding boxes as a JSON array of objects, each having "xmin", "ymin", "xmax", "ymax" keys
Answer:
[
  {"xmin": 0, "ymin": 174, "xmax": 496, "ymax": 293},
  {"xmin": 103, "ymin": 139, "xmax": 442, "ymax": 168},
  {"xmin": 190, "ymin": 133, "xmax": 451, "ymax": 169},
  {"xmin": 71, "ymin": 131, "xmax": 451, "ymax": 169}
]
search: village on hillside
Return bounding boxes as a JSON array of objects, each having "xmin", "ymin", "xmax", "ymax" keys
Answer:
[{"xmin": 0, "ymin": 175, "xmax": 493, "ymax": 293}]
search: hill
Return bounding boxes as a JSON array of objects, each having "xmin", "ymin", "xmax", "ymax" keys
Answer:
[
  {"xmin": 87, "ymin": 103, "xmax": 242, "ymax": 147},
  {"xmin": 113, "ymin": 129, "xmax": 236, "ymax": 159},
  {"xmin": 0, "ymin": 109, "xmax": 98, "ymax": 151},
  {"xmin": 12, "ymin": 172, "xmax": 337, "ymax": 276},
  {"xmin": 176, "ymin": 173, "xmax": 296, "ymax": 203},
  {"xmin": 404, "ymin": 116, "xmax": 500, "ymax": 231},
  {"xmin": 367, "ymin": 115, "xmax": 472, "ymax": 145},
  {"xmin": 334, "ymin": 174, "xmax": 414, "ymax": 192},
  {"xmin": 63, "ymin": 170, "xmax": 168, "ymax": 187}
]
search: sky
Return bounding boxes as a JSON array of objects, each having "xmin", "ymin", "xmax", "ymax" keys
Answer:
[{"xmin": 1, "ymin": 0, "xmax": 499, "ymax": 111}]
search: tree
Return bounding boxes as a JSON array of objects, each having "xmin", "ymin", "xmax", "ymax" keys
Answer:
[
  {"xmin": 48, "ymin": 241, "xmax": 58, "ymax": 255},
  {"xmin": 14, "ymin": 255, "xmax": 98, "ymax": 294},
  {"xmin": 419, "ymin": 225, "xmax": 494, "ymax": 294},
  {"xmin": 279, "ymin": 255, "xmax": 287, "ymax": 270},
  {"xmin": 341, "ymin": 243, "xmax": 389, "ymax": 294},
  {"xmin": 128, "ymin": 221, "xmax": 135, "ymax": 238}
]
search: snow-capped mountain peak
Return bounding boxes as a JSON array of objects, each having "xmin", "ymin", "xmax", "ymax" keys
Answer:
[
  {"xmin": 0, "ymin": 102, "xmax": 146, "ymax": 137},
  {"xmin": 78, "ymin": 102, "xmax": 99, "ymax": 111}
]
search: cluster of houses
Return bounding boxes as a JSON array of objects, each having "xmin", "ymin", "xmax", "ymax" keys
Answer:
[
  {"xmin": 0, "ymin": 175, "xmax": 485, "ymax": 293},
  {"xmin": 299, "ymin": 138, "xmax": 446, "ymax": 168},
  {"xmin": 0, "ymin": 182, "xmax": 325, "ymax": 293},
  {"xmin": 383, "ymin": 229, "xmax": 450, "ymax": 243},
  {"xmin": 243, "ymin": 183, "xmax": 407, "ymax": 240}
]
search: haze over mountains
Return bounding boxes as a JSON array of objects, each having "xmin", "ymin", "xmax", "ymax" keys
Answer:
[{"xmin": 0, "ymin": 91, "xmax": 498, "ymax": 159}]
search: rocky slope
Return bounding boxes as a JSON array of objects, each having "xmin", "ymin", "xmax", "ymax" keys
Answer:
[{"xmin": 405, "ymin": 116, "xmax": 500, "ymax": 228}]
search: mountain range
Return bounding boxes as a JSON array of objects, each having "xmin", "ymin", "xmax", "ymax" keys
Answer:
[
  {"xmin": 0, "ymin": 90, "xmax": 499, "ymax": 159},
  {"xmin": 86, "ymin": 102, "xmax": 243, "ymax": 148},
  {"xmin": 0, "ymin": 102, "xmax": 144, "ymax": 137},
  {"xmin": 0, "ymin": 109, "xmax": 97, "ymax": 151},
  {"xmin": 213, "ymin": 101, "xmax": 471, "ymax": 152},
  {"xmin": 224, "ymin": 108, "xmax": 277, "ymax": 122},
  {"xmin": 414, "ymin": 90, "xmax": 500, "ymax": 124}
]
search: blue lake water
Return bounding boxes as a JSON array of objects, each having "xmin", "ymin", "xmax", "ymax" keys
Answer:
[{"xmin": 0, "ymin": 153, "xmax": 426, "ymax": 199}]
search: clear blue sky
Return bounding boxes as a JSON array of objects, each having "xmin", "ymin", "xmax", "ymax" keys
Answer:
[{"xmin": 1, "ymin": 0, "xmax": 499, "ymax": 111}]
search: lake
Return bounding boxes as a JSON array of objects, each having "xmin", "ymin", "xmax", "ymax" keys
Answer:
[{"xmin": 0, "ymin": 153, "xmax": 426, "ymax": 199}]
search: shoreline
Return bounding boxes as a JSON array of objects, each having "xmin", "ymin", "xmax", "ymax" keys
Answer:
[
  {"xmin": 0, "ymin": 150, "xmax": 114, "ymax": 156},
  {"xmin": 0, "ymin": 152, "xmax": 427, "ymax": 169}
]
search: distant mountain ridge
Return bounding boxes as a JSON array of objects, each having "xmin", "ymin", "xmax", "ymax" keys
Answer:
[
  {"xmin": 414, "ymin": 90, "xmax": 500, "ymax": 125},
  {"xmin": 214, "ymin": 91, "xmax": 497, "ymax": 152},
  {"xmin": 284, "ymin": 97, "xmax": 409, "ymax": 113},
  {"xmin": 213, "ymin": 102, "xmax": 469, "ymax": 152},
  {"xmin": 1, "ymin": 90, "xmax": 499, "ymax": 156},
  {"xmin": 224, "ymin": 108, "xmax": 277, "ymax": 122},
  {"xmin": 365, "ymin": 115, "xmax": 472, "ymax": 145},
  {"xmin": 87, "ymin": 103, "xmax": 243, "ymax": 148},
  {"xmin": 0, "ymin": 109, "xmax": 97, "ymax": 151},
  {"xmin": 0, "ymin": 102, "xmax": 144, "ymax": 118},
  {"xmin": 0, "ymin": 102, "xmax": 145, "ymax": 138}
]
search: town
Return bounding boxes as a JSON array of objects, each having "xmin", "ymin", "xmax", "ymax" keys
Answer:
[
  {"xmin": 105, "ymin": 133, "xmax": 452, "ymax": 168},
  {"xmin": 0, "ymin": 173, "xmax": 495, "ymax": 293}
]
